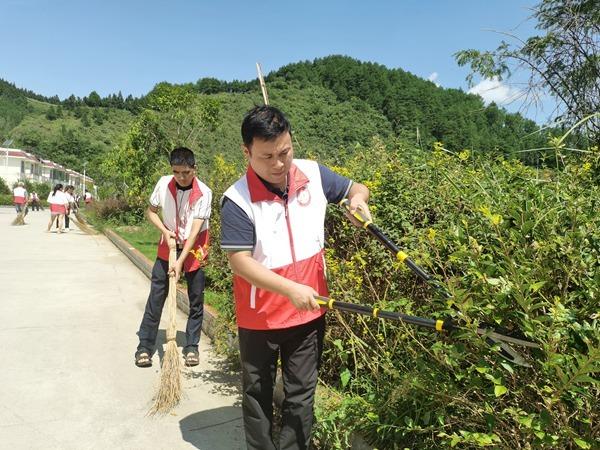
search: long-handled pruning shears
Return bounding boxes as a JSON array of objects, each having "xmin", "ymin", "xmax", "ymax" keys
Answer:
[{"xmin": 323, "ymin": 199, "xmax": 540, "ymax": 367}]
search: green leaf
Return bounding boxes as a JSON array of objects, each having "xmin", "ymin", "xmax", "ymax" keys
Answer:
[
  {"xmin": 574, "ymin": 438, "xmax": 591, "ymax": 449},
  {"xmin": 332, "ymin": 339, "xmax": 344, "ymax": 352},
  {"xmin": 450, "ymin": 435, "xmax": 461, "ymax": 447},
  {"xmin": 494, "ymin": 385, "xmax": 508, "ymax": 397},
  {"xmin": 517, "ymin": 415, "xmax": 533, "ymax": 428},
  {"xmin": 340, "ymin": 368, "xmax": 351, "ymax": 388},
  {"xmin": 573, "ymin": 375, "xmax": 598, "ymax": 385},
  {"xmin": 529, "ymin": 280, "xmax": 546, "ymax": 292},
  {"xmin": 500, "ymin": 362, "xmax": 514, "ymax": 374}
]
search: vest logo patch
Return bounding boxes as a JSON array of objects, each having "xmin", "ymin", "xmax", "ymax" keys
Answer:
[{"xmin": 297, "ymin": 187, "xmax": 311, "ymax": 206}]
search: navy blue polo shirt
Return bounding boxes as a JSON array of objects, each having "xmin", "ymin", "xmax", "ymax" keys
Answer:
[{"xmin": 221, "ymin": 164, "xmax": 352, "ymax": 252}]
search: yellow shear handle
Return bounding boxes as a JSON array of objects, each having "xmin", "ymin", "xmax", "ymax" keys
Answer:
[
  {"xmin": 339, "ymin": 199, "xmax": 372, "ymax": 228},
  {"xmin": 316, "ymin": 297, "xmax": 335, "ymax": 309}
]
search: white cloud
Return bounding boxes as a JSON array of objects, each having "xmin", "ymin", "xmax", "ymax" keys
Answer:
[
  {"xmin": 427, "ymin": 72, "xmax": 440, "ymax": 87},
  {"xmin": 468, "ymin": 77, "xmax": 522, "ymax": 105}
]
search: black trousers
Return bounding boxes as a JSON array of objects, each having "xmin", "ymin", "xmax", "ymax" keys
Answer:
[
  {"xmin": 137, "ymin": 258, "xmax": 205, "ymax": 353},
  {"xmin": 238, "ymin": 315, "xmax": 325, "ymax": 450}
]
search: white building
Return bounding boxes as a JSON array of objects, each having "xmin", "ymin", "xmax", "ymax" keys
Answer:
[
  {"xmin": 0, "ymin": 148, "xmax": 43, "ymax": 185},
  {"xmin": 1, "ymin": 147, "xmax": 95, "ymax": 193}
]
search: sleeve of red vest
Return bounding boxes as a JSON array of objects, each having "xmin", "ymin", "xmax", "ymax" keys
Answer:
[
  {"xmin": 220, "ymin": 197, "xmax": 255, "ymax": 251},
  {"xmin": 318, "ymin": 163, "xmax": 352, "ymax": 204}
]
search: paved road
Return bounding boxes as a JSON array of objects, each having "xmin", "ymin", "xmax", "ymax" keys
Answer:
[{"xmin": 0, "ymin": 207, "xmax": 244, "ymax": 450}]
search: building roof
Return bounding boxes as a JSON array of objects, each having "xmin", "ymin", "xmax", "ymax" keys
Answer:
[{"xmin": 1, "ymin": 148, "xmax": 39, "ymax": 162}]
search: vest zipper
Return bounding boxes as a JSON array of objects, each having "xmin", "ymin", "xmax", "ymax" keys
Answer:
[{"xmin": 283, "ymin": 196, "xmax": 300, "ymax": 281}]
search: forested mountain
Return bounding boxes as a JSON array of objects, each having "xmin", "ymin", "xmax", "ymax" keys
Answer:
[
  {"xmin": 0, "ymin": 79, "xmax": 33, "ymax": 140},
  {"xmin": 272, "ymin": 56, "xmax": 547, "ymax": 154},
  {"xmin": 0, "ymin": 55, "xmax": 551, "ymax": 179},
  {"xmin": 191, "ymin": 56, "xmax": 548, "ymax": 155},
  {"xmin": 0, "ymin": 78, "xmax": 137, "ymax": 174}
]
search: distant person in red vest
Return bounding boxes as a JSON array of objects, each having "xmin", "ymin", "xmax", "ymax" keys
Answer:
[
  {"xmin": 63, "ymin": 185, "xmax": 76, "ymax": 232},
  {"xmin": 29, "ymin": 191, "xmax": 42, "ymax": 211},
  {"xmin": 221, "ymin": 105, "xmax": 371, "ymax": 450},
  {"xmin": 13, "ymin": 182, "xmax": 28, "ymax": 213},
  {"xmin": 47, "ymin": 184, "xmax": 68, "ymax": 233},
  {"xmin": 135, "ymin": 147, "xmax": 212, "ymax": 369},
  {"xmin": 84, "ymin": 190, "xmax": 93, "ymax": 204}
]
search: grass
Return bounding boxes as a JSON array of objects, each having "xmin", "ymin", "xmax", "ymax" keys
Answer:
[{"xmin": 114, "ymin": 222, "xmax": 160, "ymax": 262}]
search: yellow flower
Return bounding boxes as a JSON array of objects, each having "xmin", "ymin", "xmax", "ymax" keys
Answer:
[
  {"xmin": 491, "ymin": 214, "xmax": 503, "ymax": 226},
  {"xmin": 427, "ymin": 228, "xmax": 436, "ymax": 241}
]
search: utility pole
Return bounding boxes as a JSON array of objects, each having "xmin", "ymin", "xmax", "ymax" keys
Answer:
[{"xmin": 82, "ymin": 161, "xmax": 88, "ymax": 193}]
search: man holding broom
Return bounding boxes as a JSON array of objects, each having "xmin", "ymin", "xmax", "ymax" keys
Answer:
[
  {"xmin": 13, "ymin": 181, "xmax": 28, "ymax": 214},
  {"xmin": 221, "ymin": 105, "xmax": 371, "ymax": 449},
  {"xmin": 135, "ymin": 147, "xmax": 212, "ymax": 368}
]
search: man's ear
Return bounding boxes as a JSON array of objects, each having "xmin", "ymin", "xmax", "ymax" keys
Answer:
[{"xmin": 242, "ymin": 144, "xmax": 251, "ymax": 159}]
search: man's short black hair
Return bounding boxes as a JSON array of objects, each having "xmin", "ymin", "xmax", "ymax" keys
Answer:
[
  {"xmin": 170, "ymin": 147, "xmax": 196, "ymax": 167},
  {"xmin": 241, "ymin": 105, "xmax": 292, "ymax": 147}
]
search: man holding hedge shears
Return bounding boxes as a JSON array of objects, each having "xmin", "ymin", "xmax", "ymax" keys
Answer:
[{"xmin": 221, "ymin": 105, "xmax": 371, "ymax": 450}]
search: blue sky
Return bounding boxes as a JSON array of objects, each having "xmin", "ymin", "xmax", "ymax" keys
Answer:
[{"xmin": 1, "ymin": 0, "xmax": 552, "ymax": 122}]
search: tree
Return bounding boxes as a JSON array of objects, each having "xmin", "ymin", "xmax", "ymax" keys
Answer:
[
  {"xmin": 0, "ymin": 176, "xmax": 10, "ymax": 194},
  {"xmin": 45, "ymin": 106, "xmax": 58, "ymax": 120},
  {"xmin": 85, "ymin": 90, "xmax": 102, "ymax": 107},
  {"xmin": 455, "ymin": 0, "xmax": 600, "ymax": 145},
  {"xmin": 195, "ymin": 77, "xmax": 225, "ymax": 94}
]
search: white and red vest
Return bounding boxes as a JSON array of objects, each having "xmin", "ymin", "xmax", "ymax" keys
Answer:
[
  {"xmin": 48, "ymin": 190, "xmax": 68, "ymax": 214},
  {"xmin": 13, "ymin": 187, "xmax": 27, "ymax": 204},
  {"xmin": 223, "ymin": 159, "xmax": 329, "ymax": 330},
  {"xmin": 153, "ymin": 176, "xmax": 211, "ymax": 273}
]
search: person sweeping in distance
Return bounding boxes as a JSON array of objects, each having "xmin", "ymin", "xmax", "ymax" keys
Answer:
[
  {"xmin": 221, "ymin": 105, "xmax": 371, "ymax": 450},
  {"xmin": 135, "ymin": 147, "xmax": 212, "ymax": 368},
  {"xmin": 12, "ymin": 181, "xmax": 29, "ymax": 225},
  {"xmin": 13, "ymin": 182, "xmax": 28, "ymax": 214},
  {"xmin": 46, "ymin": 184, "xmax": 69, "ymax": 233}
]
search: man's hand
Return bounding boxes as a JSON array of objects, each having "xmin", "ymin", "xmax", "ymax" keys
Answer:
[
  {"xmin": 286, "ymin": 282, "xmax": 321, "ymax": 312},
  {"xmin": 345, "ymin": 197, "xmax": 372, "ymax": 228},
  {"xmin": 169, "ymin": 259, "xmax": 184, "ymax": 281},
  {"xmin": 162, "ymin": 229, "xmax": 176, "ymax": 245}
]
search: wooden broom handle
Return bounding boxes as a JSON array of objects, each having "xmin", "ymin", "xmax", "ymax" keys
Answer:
[{"xmin": 166, "ymin": 237, "xmax": 178, "ymax": 341}]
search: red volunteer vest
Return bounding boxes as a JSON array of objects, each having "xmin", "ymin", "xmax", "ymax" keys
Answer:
[
  {"xmin": 156, "ymin": 177, "xmax": 209, "ymax": 272},
  {"xmin": 223, "ymin": 160, "xmax": 329, "ymax": 330},
  {"xmin": 13, "ymin": 187, "xmax": 26, "ymax": 204}
]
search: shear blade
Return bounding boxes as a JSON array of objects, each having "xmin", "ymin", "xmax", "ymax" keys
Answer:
[{"xmin": 485, "ymin": 337, "xmax": 531, "ymax": 367}]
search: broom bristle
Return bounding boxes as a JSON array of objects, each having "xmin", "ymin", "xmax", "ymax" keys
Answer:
[
  {"xmin": 149, "ymin": 340, "xmax": 182, "ymax": 415},
  {"xmin": 148, "ymin": 237, "xmax": 182, "ymax": 416},
  {"xmin": 72, "ymin": 216, "xmax": 96, "ymax": 234},
  {"xmin": 12, "ymin": 213, "xmax": 26, "ymax": 225},
  {"xmin": 74, "ymin": 211, "xmax": 89, "ymax": 224}
]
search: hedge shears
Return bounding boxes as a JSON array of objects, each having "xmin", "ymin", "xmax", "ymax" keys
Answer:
[{"xmin": 319, "ymin": 199, "xmax": 540, "ymax": 367}]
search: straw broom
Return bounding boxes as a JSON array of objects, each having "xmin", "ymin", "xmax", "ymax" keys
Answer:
[
  {"xmin": 72, "ymin": 210, "xmax": 96, "ymax": 234},
  {"xmin": 149, "ymin": 237, "xmax": 182, "ymax": 415},
  {"xmin": 11, "ymin": 204, "xmax": 28, "ymax": 226}
]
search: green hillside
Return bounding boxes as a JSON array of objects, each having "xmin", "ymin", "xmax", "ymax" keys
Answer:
[
  {"xmin": 0, "ymin": 79, "xmax": 32, "ymax": 140},
  {"xmin": 8, "ymin": 98, "xmax": 134, "ymax": 176},
  {"xmin": 200, "ymin": 84, "xmax": 394, "ymax": 167}
]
